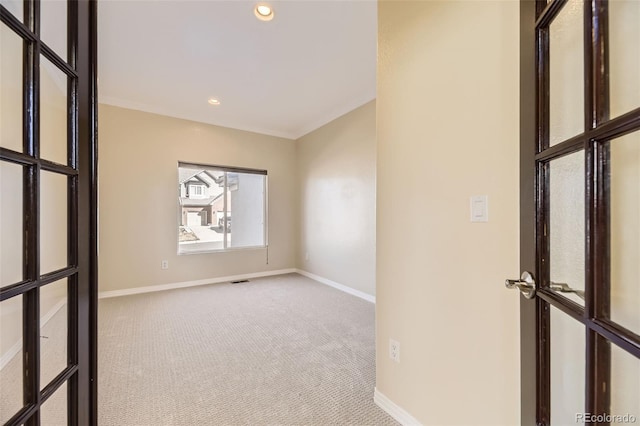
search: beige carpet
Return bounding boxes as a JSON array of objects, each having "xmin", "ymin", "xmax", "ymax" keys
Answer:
[
  {"xmin": 1, "ymin": 273, "xmax": 395, "ymax": 425},
  {"xmin": 97, "ymin": 273, "xmax": 396, "ymax": 426}
]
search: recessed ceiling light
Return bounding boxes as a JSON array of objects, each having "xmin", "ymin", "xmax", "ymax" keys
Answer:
[
  {"xmin": 254, "ymin": 3, "xmax": 274, "ymax": 21},
  {"xmin": 208, "ymin": 98, "xmax": 221, "ymax": 106}
]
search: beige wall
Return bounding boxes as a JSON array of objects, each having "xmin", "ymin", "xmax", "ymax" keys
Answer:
[
  {"xmin": 98, "ymin": 105, "xmax": 297, "ymax": 292},
  {"xmin": 376, "ymin": 1, "xmax": 520, "ymax": 424},
  {"xmin": 296, "ymin": 101, "xmax": 376, "ymax": 296}
]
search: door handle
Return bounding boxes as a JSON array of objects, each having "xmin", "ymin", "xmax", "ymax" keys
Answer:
[
  {"xmin": 505, "ymin": 271, "xmax": 536, "ymax": 299},
  {"xmin": 549, "ymin": 282, "xmax": 585, "ymax": 300}
]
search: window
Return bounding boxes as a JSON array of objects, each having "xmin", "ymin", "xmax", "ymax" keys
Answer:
[
  {"xmin": 178, "ymin": 162, "xmax": 267, "ymax": 254},
  {"xmin": 189, "ymin": 184, "xmax": 206, "ymax": 198}
]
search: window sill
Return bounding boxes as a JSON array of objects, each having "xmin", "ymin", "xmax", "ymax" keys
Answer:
[{"xmin": 177, "ymin": 245, "xmax": 268, "ymax": 256}]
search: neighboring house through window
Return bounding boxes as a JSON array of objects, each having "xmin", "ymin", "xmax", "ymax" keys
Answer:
[{"xmin": 178, "ymin": 162, "xmax": 267, "ymax": 254}]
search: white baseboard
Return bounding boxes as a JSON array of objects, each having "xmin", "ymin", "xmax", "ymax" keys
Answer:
[
  {"xmin": 295, "ymin": 269, "xmax": 375, "ymax": 303},
  {"xmin": 374, "ymin": 388, "xmax": 422, "ymax": 426},
  {"xmin": 0, "ymin": 298, "xmax": 66, "ymax": 371},
  {"xmin": 0, "ymin": 338, "xmax": 22, "ymax": 371},
  {"xmin": 98, "ymin": 268, "xmax": 297, "ymax": 299}
]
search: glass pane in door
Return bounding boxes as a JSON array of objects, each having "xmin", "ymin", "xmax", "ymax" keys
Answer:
[
  {"xmin": 549, "ymin": 0, "xmax": 584, "ymax": 146},
  {"xmin": 40, "ymin": 171, "xmax": 68, "ymax": 275},
  {"xmin": 40, "ymin": 381, "xmax": 67, "ymax": 426},
  {"xmin": 610, "ymin": 343, "xmax": 640, "ymax": 424},
  {"xmin": 40, "ymin": 56, "xmax": 68, "ymax": 166},
  {"xmin": 0, "ymin": 0, "xmax": 24, "ymax": 24},
  {"xmin": 40, "ymin": 0, "xmax": 68, "ymax": 61},
  {"xmin": 550, "ymin": 305, "xmax": 586, "ymax": 425},
  {"xmin": 0, "ymin": 295, "xmax": 23, "ymax": 424},
  {"xmin": 40, "ymin": 278, "xmax": 68, "ymax": 389},
  {"xmin": 1, "ymin": 24, "xmax": 23, "ymax": 154},
  {"xmin": 609, "ymin": 0, "xmax": 640, "ymax": 119},
  {"xmin": 549, "ymin": 151, "xmax": 585, "ymax": 306},
  {"xmin": 0, "ymin": 161, "xmax": 23, "ymax": 287},
  {"xmin": 610, "ymin": 131, "xmax": 640, "ymax": 334}
]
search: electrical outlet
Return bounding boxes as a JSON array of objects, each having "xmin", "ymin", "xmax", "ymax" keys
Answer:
[
  {"xmin": 161, "ymin": 260, "xmax": 169, "ymax": 270},
  {"xmin": 305, "ymin": 252, "xmax": 310, "ymax": 261},
  {"xmin": 389, "ymin": 339, "xmax": 400, "ymax": 363}
]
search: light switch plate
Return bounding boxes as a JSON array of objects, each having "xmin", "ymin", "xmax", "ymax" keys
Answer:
[{"xmin": 470, "ymin": 195, "xmax": 489, "ymax": 222}]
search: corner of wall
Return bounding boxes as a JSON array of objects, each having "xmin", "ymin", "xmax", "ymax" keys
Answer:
[{"xmin": 294, "ymin": 101, "xmax": 377, "ymax": 297}]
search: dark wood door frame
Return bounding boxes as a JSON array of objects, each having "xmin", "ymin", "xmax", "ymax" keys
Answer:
[
  {"xmin": 520, "ymin": 0, "xmax": 640, "ymax": 425},
  {"xmin": 76, "ymin": 0, "xmax": 99, "ymax": 424},
  {"xmin": 0, "ymin": 0, "xmax": 98, "ymax": 424}
]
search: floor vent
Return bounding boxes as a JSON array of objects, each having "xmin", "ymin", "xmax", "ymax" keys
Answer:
[{"xmin": 230, "ymin": 279, "xmax": 249, "ymax": 284}]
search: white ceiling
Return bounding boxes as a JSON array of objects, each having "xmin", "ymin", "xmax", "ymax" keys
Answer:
[{"xmin": 98, "ymin": 0, "xmax": 377, "ymax": 140}]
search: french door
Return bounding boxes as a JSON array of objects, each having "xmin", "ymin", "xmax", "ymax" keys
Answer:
[
  {"xmin": 0, "ymin": 0, "xmax": 97, "ymax": 424},
  {"xmin": 517, "ymin": 0, "xmax": 640, "ymax": 424}
]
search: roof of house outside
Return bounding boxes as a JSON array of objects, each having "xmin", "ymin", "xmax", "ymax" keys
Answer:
[
  {"xmin": 180, "ymin": 197, "xmax": 215, "ymax": 206},
  {"xmin": 178, "ymin": 168, "xmax": 220, "ymax": 187},
  {"xmin": 179, "ymin": 192, "xmax": 223, "ymax": 207}
]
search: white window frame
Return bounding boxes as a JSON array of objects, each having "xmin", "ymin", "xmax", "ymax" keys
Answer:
[{"xmin": 178, "ymin": 162, "xmax": 268, "ymax": 255}]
